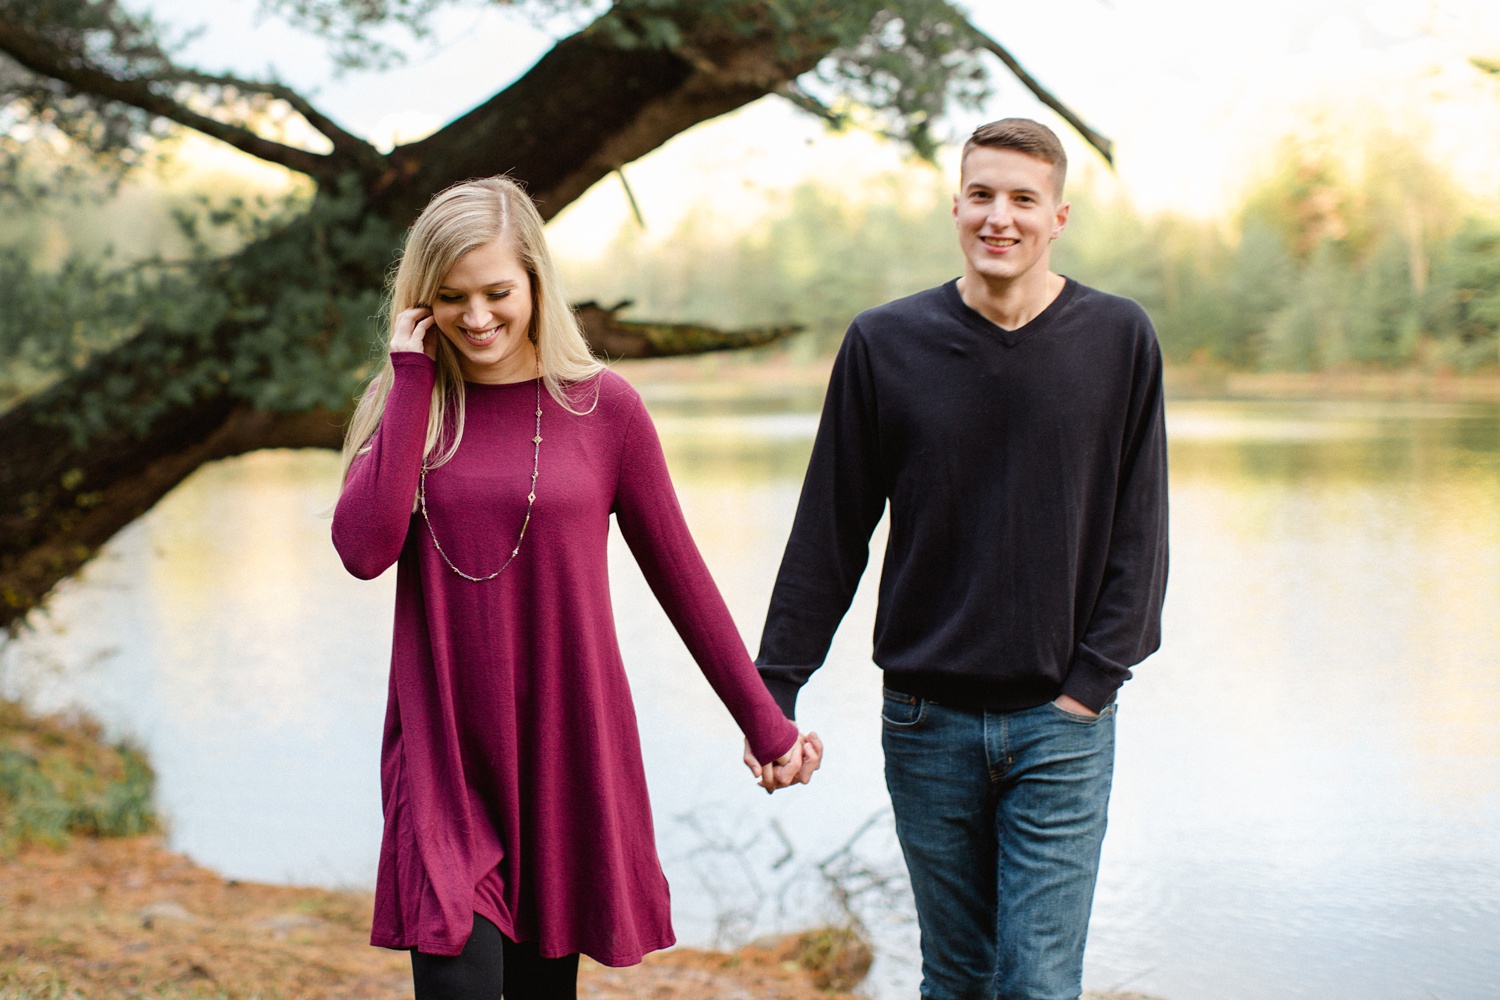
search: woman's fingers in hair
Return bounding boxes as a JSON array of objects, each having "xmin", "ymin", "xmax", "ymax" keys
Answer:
[{"xmin": 391, "ymin": 306, "xmax": 435, "ymax": 354}]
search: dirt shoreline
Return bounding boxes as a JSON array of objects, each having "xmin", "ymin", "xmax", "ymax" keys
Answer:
[
  {"xmin": 0, "ymin": 834, "xmax": 1161, "ymax": 999},
  {"xmin": 0, "ymin": 833, "xmax": 871, "ymax": 1000}
]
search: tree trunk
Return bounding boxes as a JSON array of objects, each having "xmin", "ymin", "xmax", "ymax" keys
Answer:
[
  {"xmin": 0, "ymin": 397, "xmax": 332, "ymax": 626},
  {"xmin": 0, "ymin": 294, "xmax": 796, "ymax": 623},
  {"xmin": 0, "ymin": 288, "xmax": 798, "ymax": 633}
]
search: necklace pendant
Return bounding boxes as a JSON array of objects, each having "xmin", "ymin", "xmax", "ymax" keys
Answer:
[{"xmin": 421, "ymin": 371, "xmax": 544, "ymax": 582}]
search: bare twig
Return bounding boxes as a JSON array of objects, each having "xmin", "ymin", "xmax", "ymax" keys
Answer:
[
  {"xmin": 769, "ymin": 818, "xmax": 794, "ymax": 871},
  {"xmin": 614, "ymin": 167, "xmax": 646, "ymax": 229},
  {"xmin": 774, "ymin": 82, "xmax": 850, "ymax": 128},
  {"xmin": 961, "ymin": 20, "xmax": 1115, "ymax": 165}
]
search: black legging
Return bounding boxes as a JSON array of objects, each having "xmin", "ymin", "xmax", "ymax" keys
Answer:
[{"xmin": 410, "ymin": 913, "xmax": 579, "ymax": 1000}]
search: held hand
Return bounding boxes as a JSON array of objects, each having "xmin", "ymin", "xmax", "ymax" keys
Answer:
[
  {"xmin": 793, "ymin": 731, "xmax": 823, "ymax": 785},
  {"xmin": 391, "ymin": 306, "xmax": 436, "ymax": 357},
  {"xmin": 746, "ymin": 735, "xmax": 800, "ymax": 792},
  {"xmin": 743, "ymin": 730, "xmax": 822, "ymax": 793},
  {"xmin": 1052, "ymin": 693, "xmax": 1099, "ymax": 718}
]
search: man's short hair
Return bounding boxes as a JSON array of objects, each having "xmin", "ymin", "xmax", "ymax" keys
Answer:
[{"xmin": 961, "ymin": 118, "xmax": 1067, "ymax": 197}]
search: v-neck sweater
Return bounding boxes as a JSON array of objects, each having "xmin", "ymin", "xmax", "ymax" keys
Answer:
[
  {"xmin": 756, "ymin": 277, "xmax": 1168, "ymax": 716},
  {"xmin": 332, "ymin": 353, "xmax": 797, "ymax": 963}
]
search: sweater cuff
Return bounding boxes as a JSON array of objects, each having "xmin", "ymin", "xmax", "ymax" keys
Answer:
[
  {"xmin": 391, "ymin": 351, "xmax": 436, "ymax": 374},
  {"xmin": 751, "ymin": 719, "xmax": 800, "ymax": 767},
  {"xmin": 1060, "ymin": 643, "xmax": 1132, "ymax": 713},
  {"xmin": 760, "ymin": 676, "xmax": 802, "ymax": 722}
]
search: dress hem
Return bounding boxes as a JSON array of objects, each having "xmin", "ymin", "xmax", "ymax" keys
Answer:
[{"xmin": 368, "ymin": 931, "xmax": 678, "ymax": 968}]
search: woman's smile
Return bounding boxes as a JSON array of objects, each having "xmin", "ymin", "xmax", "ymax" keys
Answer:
[
  {"xmin": 433, "ymin": 238, "xmax": 536, "ymax": 383},
  {"xmin": 459, "ymin": 324, "xmax": 502, "ymax": 345}
]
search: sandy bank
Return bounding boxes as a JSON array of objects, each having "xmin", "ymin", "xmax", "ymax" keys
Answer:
[
  {"xmin": 0, "ymin": 833, "xmax": 1162, "ymax": 999},
  {"xmin": 1, "ymin": 832, "xmax": 875, "ymax": 999}
]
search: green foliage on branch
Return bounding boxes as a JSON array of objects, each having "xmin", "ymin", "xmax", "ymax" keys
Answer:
[
  {"xmin": 0, "ymin": 249, "xmax": 150, "ymax": 407},
  {"xmin": 6, "ymin": 177, "xmax": 398, "ymax": 442},
  {"xmin": 811, "ymin": 0, "xmax": 989, "ymax": 159},
  {"xmin": 0, "ymin": 0, "xmax": 182, "ymax": 192}
]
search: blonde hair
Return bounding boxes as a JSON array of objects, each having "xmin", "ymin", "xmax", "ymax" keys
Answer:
[{"xmin": 339, "ymin": 176, "xmax": 603, "ymax": 487}]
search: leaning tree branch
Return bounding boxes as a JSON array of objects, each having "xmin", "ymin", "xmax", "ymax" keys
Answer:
[
  {"xmin": 382, "ymin": 3, "xmax": 850, "ymax": 222},
  {"xmin": 962, "ymin": 20, "xmax": 1114, "ymax": 165},
  {"xmin": 0, "ymin": 20, "xmax": 356, "ymax": 183},
  {"xmin": 0, "ymin": 297, "xmax": 798, "ymax": 633},
  {"xmin": 173, "ymin": 69, "xmax": 386, "ymax": 176}
]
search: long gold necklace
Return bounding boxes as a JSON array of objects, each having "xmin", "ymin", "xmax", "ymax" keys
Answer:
[{"xmin": 419, "ymin": 363, "xmax": 542, "ymax": 582}]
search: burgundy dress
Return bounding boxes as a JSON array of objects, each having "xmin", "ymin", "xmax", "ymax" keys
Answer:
[{"xmin": 332, "ymin": 353, "xmax": 797, "ymax": 963}]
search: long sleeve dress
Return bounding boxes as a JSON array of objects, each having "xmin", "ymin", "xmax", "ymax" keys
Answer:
[{"xmin": 331, "ymin": 352, "xmax": 798, "ymax": 964}]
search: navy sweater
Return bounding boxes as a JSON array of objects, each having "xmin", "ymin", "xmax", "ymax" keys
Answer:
[{"xmin": 755, "ymin": 277, "xmax": 1168, "ymax": 716}]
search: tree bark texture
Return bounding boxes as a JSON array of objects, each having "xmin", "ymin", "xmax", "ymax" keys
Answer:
[{"xmin": 378, "ymin": 8, "xmax": 841, "ymax": 222}]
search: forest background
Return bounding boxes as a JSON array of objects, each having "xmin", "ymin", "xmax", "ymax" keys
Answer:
[
  {"xmin": 2, "ymin": 0, "xmax": 1500, "ymax": 630},
  {"xmin": 5, "ymin": 107, "xmax": 1500, "ymax": 405},
  {"xmin": 569, "ymin": 126, "xmax": 1500, "ymax": 374}
]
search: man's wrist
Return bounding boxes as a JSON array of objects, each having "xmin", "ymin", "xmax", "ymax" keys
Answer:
[{"xmin": 1052, "ymin": 693, "xmax": 1099, "ymax": 717}]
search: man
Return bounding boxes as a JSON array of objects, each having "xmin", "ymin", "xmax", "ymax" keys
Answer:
[{"xmin": 753, "ymin": 118, "xmax": 1168, "ymax": 1000}]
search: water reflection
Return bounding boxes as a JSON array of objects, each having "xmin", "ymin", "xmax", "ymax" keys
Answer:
[
  {"xmin": 2, "ymin": 395, "xmax": 1496, "ymax": 1000},
  {"xmin": 1108, "ymin": 400, "xmax": 1500, "ymax": 1000}
]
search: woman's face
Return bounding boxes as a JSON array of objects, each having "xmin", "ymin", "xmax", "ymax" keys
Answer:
[{"xmin": 431, "ymin": 237, "xmax": 536, "ymax": 384}]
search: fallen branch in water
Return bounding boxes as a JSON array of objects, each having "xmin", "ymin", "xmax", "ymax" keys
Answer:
[{"xmin": 574, "ymin": 300, "xmax": 802, "ymax": 360}]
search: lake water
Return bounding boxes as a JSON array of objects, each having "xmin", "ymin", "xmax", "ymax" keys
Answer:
[{"xmin": 3, "ymin": 387, "xmax": 1498, "ymax": 1000}]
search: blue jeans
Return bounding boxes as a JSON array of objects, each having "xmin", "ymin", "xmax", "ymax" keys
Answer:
[{"xmin": 882, "ymin": 688, "xmax": 1116, "ymax": 1000}]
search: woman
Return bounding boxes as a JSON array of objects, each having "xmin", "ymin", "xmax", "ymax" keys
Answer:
[{"xmin": 332, "ymin": 176, "xmax": 821, "ymax": 1000}]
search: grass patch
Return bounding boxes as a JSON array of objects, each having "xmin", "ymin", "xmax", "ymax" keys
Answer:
[
  {"xmin": 0, "ymin": 963, "xmax": 234, "ymax": 1000},
  {"xmin": 0, "ymin": 696, "xmax": 158, "ymax": 851}
]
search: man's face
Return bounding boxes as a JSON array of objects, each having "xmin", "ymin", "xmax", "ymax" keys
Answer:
[{"xmin": 953, "ymin": 147, "xmax": 1069, "ymax": 288}]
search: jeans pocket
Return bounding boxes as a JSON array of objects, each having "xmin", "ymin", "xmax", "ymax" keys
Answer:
[
  {"xmin": 881, "ymin": 688, "xmax": 926, "ymax": 727},
  {"xmin": 1044, "ymin": 700, "xmax": 1116, "ymax": 724}
]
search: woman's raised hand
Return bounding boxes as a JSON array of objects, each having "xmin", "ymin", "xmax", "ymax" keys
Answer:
[
  {"xmin": 743, "ymin": 730, "xmax": 823, "ymax": 793},
  {"xmin": 391, "ymin": 306, "xmax": 437, "ymax": 357}
]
